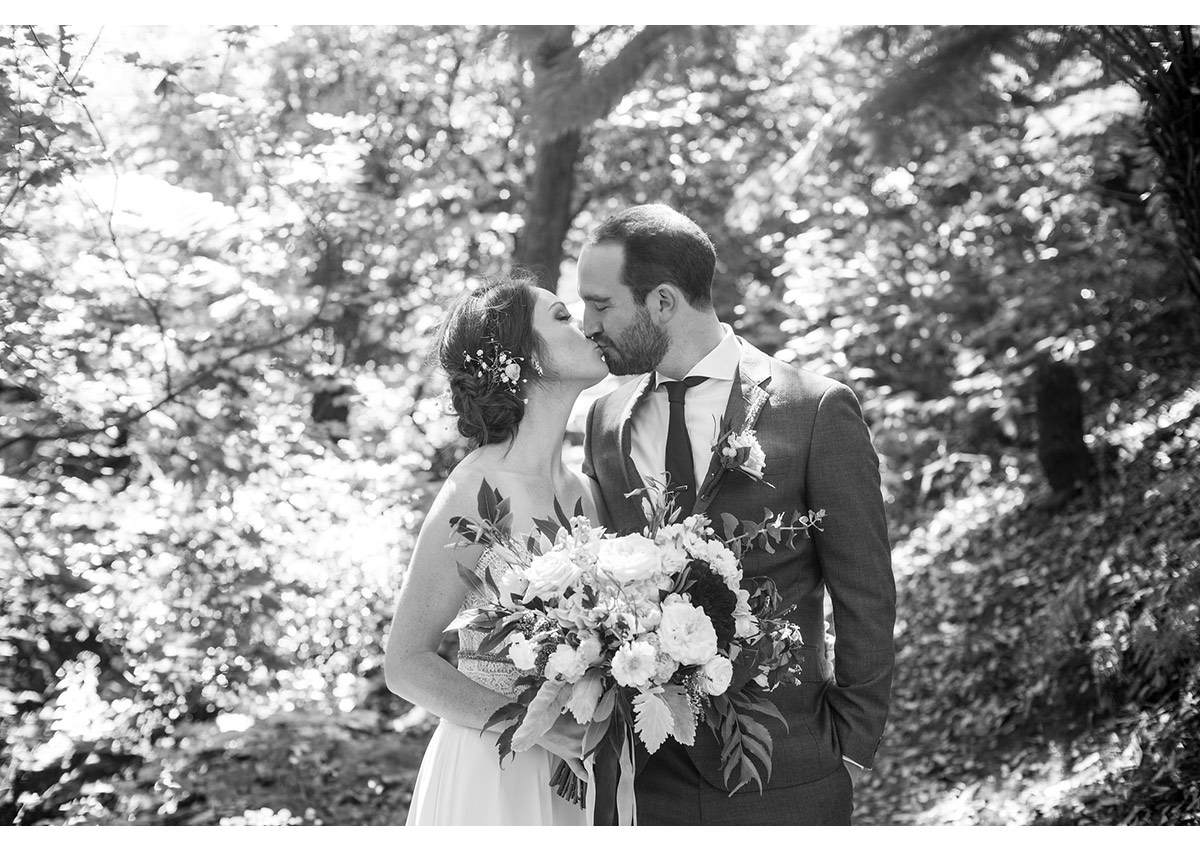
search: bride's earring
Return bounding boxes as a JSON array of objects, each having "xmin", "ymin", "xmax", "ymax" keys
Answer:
[{"xmin": 531, "ymin": 356, "xmax": 545, "ymax": 377}]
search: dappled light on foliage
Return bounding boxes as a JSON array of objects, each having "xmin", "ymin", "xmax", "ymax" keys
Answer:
[{"xmin": 3, "ymin": 23, "xmax": 1198, "ymax": 824}]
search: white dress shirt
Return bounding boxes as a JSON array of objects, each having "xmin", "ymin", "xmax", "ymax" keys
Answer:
[{"xmin": 629, "ymin": 324, "xmax": 741, "ymax": 489}]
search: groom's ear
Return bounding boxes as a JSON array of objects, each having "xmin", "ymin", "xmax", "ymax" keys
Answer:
[{"xmin": 644, "ymin": 283, "xmax": 681, "ymax": 323}]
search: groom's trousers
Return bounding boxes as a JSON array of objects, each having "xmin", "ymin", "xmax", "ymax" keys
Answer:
[{"xmin": 633, "ymin": 737, "xmax": 853, "ymax": 826}]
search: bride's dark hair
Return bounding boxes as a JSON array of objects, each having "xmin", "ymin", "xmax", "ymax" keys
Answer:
[{"xmin": 436, "ymin": 273, "xmax": 546, "ymax": 447}]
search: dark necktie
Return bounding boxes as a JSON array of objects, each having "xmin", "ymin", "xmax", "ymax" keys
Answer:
[{"xmin": 662, "ymin": 375, "xmax": 708, "ymax": 517}]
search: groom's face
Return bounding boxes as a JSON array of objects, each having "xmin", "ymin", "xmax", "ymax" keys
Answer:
[{"xmin": 578, "ymin": 243, "xmax": 669, "ymax": 376}]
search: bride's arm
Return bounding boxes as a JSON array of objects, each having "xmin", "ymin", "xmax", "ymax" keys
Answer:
[
  {"xmin": 383, "ymin": 473, "xmax": 510, "ymax": 730},
  {"xmin": 384, "ymin": 473, "xmax": 587, "ymax": 772}
]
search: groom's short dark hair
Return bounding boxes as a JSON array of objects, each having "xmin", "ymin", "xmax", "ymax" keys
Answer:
[{"xmin": 587, "ymin": 204, "xmax": 716, "ymax": 308}]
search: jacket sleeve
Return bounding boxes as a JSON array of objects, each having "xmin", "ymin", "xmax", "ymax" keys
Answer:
[
  {"xmin": 805, "ymin": 381, "xmax": 896, "ymax": 769},
  {"xmin": 581, "ymin": 398, "xmax": 613, "ymax": 527}
]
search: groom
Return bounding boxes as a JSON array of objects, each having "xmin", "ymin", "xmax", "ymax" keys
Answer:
[{"xmin": 579, "ymin": 204, "xmax": 895, "ymax": 825}]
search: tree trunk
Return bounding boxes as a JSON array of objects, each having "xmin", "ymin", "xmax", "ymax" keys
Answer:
[
  {"xmin": 512, "ymin": 128, "xmax": 582, "ymax": 291},
  {"xmin": 1034, "ymin": 358, "xmax": 1092, "ymax": 506},
  {"xmin": 508, "ymin": 25, "xmax": 685, "ymax": 292}
]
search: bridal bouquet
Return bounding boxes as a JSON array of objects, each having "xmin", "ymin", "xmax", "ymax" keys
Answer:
[{"xmin": 448, "ymin": 478, "xmax": 824, "ymax": 805}]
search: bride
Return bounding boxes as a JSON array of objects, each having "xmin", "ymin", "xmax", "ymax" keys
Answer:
[{"xmin": 384, "ymin": 273, "xmax": 610, "ymax": 825}]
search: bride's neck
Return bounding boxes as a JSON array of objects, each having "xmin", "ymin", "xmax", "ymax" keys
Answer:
[{"xmin": 494, "ymin": 384, "xmax": 579, "ymax": 479}]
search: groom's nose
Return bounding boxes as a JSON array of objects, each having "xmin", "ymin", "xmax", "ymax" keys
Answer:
[{"xmin": 582, "ymin": 307, "xmax": 600, "ymax": 339}]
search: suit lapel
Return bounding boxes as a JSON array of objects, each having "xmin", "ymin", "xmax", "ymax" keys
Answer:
[
  {"xmin": 616, "ymin": 374, "xmax": 654, "ymax": 496},
  {"xmin": 695, "ymin": 340, "xmax": 772, "ymax": 512}
]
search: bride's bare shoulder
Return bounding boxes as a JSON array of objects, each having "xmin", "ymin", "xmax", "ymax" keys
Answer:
[
  {"xmin": 434, "ymin": 452, "xmax": 526, "ymax": 514},
  {"xmin": 425, "ymin": 457, "xmax": 490, "ymax": 517}
]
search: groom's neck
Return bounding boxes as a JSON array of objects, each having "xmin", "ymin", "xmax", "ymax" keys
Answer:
[{"xmin": 655, "ymin": 313, "xmax": 726, "ymax": 380}]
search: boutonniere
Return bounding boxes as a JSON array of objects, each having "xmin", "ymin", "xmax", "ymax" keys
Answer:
[{"xmin": 712, "ymin": 420, "xmax": 771, "ymax": 485}]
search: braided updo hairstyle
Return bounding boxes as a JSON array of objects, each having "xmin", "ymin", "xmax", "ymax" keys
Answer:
[{"xmin": 436, "ymin": 274, "xmax": 547, "ymax": 447}]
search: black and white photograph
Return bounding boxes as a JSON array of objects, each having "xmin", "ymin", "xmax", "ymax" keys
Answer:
[{"xmin": 2, "ymin": 13, "xmax": 1198, "ymax": 831}]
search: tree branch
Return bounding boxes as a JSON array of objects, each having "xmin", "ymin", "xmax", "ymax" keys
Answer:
[
  {"xmin": 519, "ymin": 24, "xmax": 688, "ymax": 140},
  {"xmin": 0, "ymin": 288, "xmax": 332, "ymax": 456}
]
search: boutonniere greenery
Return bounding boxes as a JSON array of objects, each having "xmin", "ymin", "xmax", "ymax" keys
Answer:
[{"xmin": 712, "ymin": 419, "xmax": 771, "ymax": 485}]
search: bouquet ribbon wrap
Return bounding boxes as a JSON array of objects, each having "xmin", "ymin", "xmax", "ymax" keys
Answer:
[{"xmin": 585, "ymin": 735, "xmax": 637, "ymax": 826}]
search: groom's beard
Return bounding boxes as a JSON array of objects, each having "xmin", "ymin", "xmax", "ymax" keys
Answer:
[{"xmin": 598, "ymin": 309, "xmax": 670, "ymax": 375}]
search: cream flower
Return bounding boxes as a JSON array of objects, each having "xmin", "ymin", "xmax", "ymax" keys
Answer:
[
  {"xmin": 611, "ymin": 640, "xmax": 657, "ymax": 689},
  {"xmin": 689, "ymin": 539, "xmax": 739, "ymax": 587},
  {"xmin": 597, "ymin": 534, "xmax": 662, "ymax": 583},
  {"xmin": 545, "ymin": 643, "xmax": 589, "ymax": 683},
  {"xmin": 702, "ymin": 654, "xmax": 734, "ymax": 695},
  {"xmin": 656, "ymin": 596, "xmax": 718, "ymax": 665},
  {"xmin": 522, "ymin": 548, "xmax": 582, "ymax": 602},
  {"xmin": 735, "ymin": 434, "xmax": 766, "ymax": 478},
  {"xmin": 715, "ymin": 428, "xmax": 767, "ymax": 480},
  {"xmin": 507, "ymin": 634, "xmax": 538, "ymax": 671}
]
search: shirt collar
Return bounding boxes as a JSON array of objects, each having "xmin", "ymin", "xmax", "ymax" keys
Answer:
[{"xmin": 653, "ymin": 324, "xmax": 740, "ymax": 389}]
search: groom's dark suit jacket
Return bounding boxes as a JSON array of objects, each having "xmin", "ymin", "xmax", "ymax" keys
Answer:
[{"xmin": 582, "ymin": 338, "xmax": 895, "ymax": 792}]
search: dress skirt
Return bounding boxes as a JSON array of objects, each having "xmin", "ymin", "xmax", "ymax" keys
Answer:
[{"xmin": 405, "ymin": 718, "xmax": 587, "ymax": 826}]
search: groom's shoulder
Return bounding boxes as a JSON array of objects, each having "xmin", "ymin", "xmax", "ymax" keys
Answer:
[{"xmin": 744, "ymin": 340, "xmax": 845, "ymax": 401}]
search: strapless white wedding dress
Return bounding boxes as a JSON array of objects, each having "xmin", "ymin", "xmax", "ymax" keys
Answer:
[{"xmin": 404, "ymin": 548, "xmax": 586, "ymax": 826}]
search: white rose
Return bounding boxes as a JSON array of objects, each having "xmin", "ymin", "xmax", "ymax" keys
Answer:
[
  {"xmin": 657, "ymin": 598, "xmax": 718, "ymax": 666},
  {"xmin": 522, "ymin": 549, "xmax": 582, "ymax": 602},
  {"xmin": 611, "ymin": 640, "xmax": 657, "ymax": 689},
  {"xmin": 507, "ymin": 634, "xmax": 538, "ymax": 671},
  {"xmin": 597, "ymin": 534, "xmax": 662, "ymax": 584},
  {"xmin": 545, "ymin": 644, "xmax": 589, "ymax": 683},
  {"xmin": 702, "ymin": 654, "xmax": 734, "ymax": 695}
]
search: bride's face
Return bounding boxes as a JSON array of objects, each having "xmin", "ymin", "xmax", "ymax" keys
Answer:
[{"xmin": 530, "ymin": 288, "xmax": 609, "ymax": 386}]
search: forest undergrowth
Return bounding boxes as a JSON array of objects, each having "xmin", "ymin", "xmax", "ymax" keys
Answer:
[{"xmin": 854, "ymin": 365, "xmax": 1200, "ymax": 826}]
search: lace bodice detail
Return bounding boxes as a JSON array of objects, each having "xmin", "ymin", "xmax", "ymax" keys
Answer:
[{"xmin": 457, "ymin": 547, "xmax": 523, "ymax": 699}]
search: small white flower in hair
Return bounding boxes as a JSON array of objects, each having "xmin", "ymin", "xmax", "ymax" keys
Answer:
[{"xmin": 463, "ymin": 339, "xmax": 526, "ymax": 395}]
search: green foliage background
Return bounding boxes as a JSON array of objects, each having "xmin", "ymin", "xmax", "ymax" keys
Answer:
[{"xmin": 2, "ymin": 24, "xmax": 1197, "ymax": 825}]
